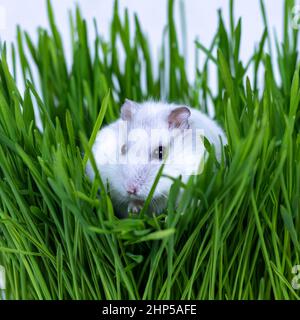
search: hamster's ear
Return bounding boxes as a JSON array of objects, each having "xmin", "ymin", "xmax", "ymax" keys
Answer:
[
  {"xmin": 121, "ymin": 99, "xmax": 139, "ymax": 121},
  {"xmin": 168, "ymin": 106, "xmax": 191, "ymax": 129}
]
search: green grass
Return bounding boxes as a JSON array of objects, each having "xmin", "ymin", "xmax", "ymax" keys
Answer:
[{"xmin": 0, "ymin": 0, "xmax": 300, "ymax": 299}]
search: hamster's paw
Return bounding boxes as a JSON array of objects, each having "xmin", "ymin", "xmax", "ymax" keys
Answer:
[{"xmin": 127, "ymin": 200, "xmax": 144, "ymax": 214}]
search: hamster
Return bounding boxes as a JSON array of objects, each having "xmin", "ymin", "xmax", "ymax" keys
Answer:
[{"xmin": 86, "ymin": 100, "xmax": 227, "ymax": 216}]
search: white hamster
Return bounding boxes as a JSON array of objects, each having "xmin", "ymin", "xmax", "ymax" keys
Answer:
[{"xmin": 86, "ymin": 100, "xmax": 227, "ymax": 216}]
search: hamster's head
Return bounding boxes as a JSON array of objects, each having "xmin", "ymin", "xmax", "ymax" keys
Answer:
[{"xmin": 90, "ymin": 100, "xmax": 204, "ymax": 215}]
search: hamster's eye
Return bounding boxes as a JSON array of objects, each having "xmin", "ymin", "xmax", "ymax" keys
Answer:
[
  {"xmin": 121, "ymin": 144, "xmax": 127, "ymax": 155},
  {"xmin": 152, "ymin": 145, "xmax": 166, "ymax": 161}
]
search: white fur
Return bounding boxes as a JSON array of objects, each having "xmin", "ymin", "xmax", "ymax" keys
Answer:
[{"xmin": 86, "ymin": 101, "xmax": 227, "ymax": 216}]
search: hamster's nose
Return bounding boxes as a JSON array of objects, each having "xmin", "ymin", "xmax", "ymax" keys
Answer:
[{"xmin": 127, "ymin": 185, "xmax": 137, "ymax": 195}]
